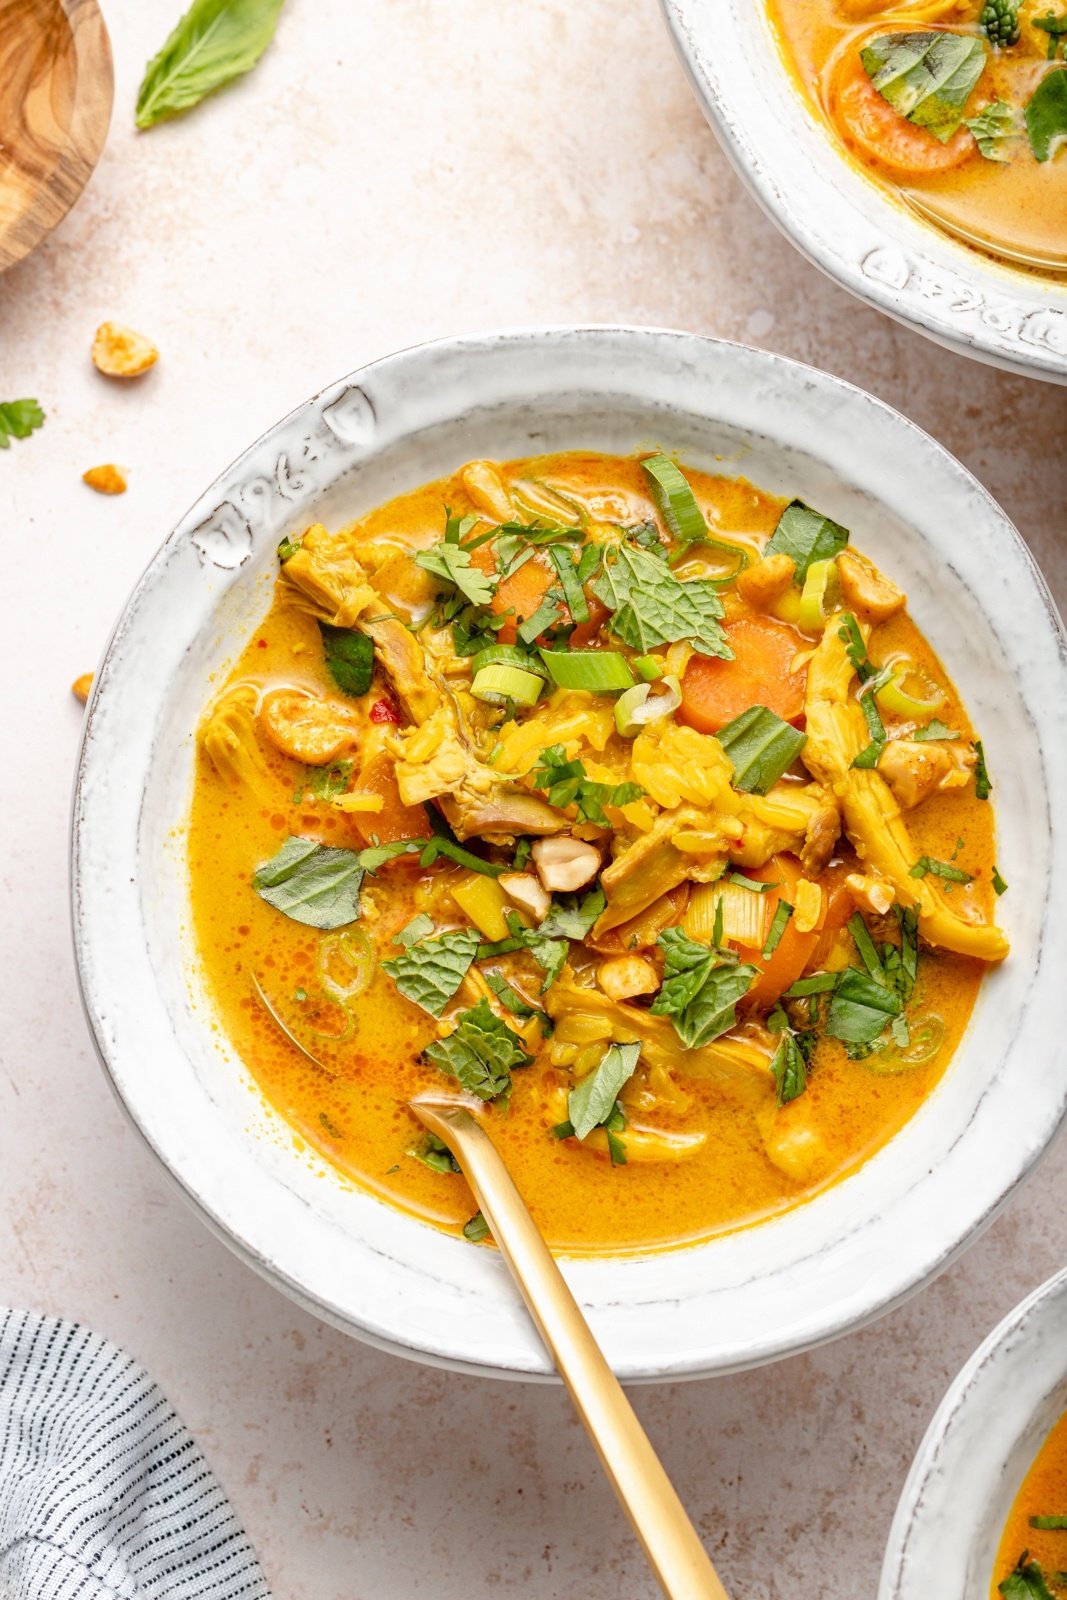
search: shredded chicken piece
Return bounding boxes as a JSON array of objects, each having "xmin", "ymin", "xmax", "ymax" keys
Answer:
[
  {"xmin": 282, "ymin": 523, "xmax": 380, "ymax": 633},
  {"xmin": 543, "ymin": 1084, "xmax": 707, "ymax": 1162},
  {"xmin": 597, "ymin": 956, "xmax": 659, "ymax": 1002},
  {"xmin": 461, "ymin": 460, "xmax": 513, "ymax": 520},
  {"xmin": 837, "ymin": 551, "xmax": 905, "ymax": 622},
  {"xmin": 735, "ymin": 552, "xmax": 796, "ymax": 609},
  {"xmin": 199, "ymin": 685, "xmax": 272, "ymax": 798},
  {"xmin": 878, "ymin": 738, "xmax": 976, "ymax": 811},
  {"xmin": 845, "ymin": 872, "xmax": 895, "ymax": 917},
  {"xmin": 91, "ymin": 321, "xmax": 158, "ymax": 378},
  {"xmin": 596, "ymin": 806, "xmax": 729, "ymax": 935},
  {"xmin": 803, "ymin": 620, "xmax": 1008, "ymax": 961}
]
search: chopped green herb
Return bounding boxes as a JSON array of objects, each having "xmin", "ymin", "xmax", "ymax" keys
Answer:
[
  {"xmin": 827, "ymin": 967, "xmax": 903, "ymax": 1049},
  {"xmin": 463, "ymin": 1211, "xmax": 490, "ymax": 1243},
  {"xmin": 408, "ymin": 1133, "xmax": 461, "ymax": 1175},
  {"xmin": 567, "ymin": 1042, "xmax": 642, "ymax": 1140},
  {"xmin": 909, "ymin": 856, "xmax": 973, "ymax": 884},
  {"xmin": 641, "ymin": 455, "xmax": 707, "ymax": 547},
  {"xmin": 549, "ymin": 545, "xmax": 589, "ymax": 624},
  {"xmin": 728, "ymin": 873, "xmax": 780, "ymax": 893},
  {"xmin": 395, "ymin": 913, "xmax": 434, "ymax": 948},
  {"xmin": 540, "ymin": 886, "xmax": 607, "ymax": 940},
  {"xmin": 651, "ymin": 928, "xmax": 758, "ymax": 1048},
  {"xmin": 484, "ymin": 970, "xmax": 547, "ymax": 1025},
  {"xmin": 974, "ymin": 738, "xmax": 992, "ymax": 799},
  {"xmin": 848, "ymin": 913, "xmax": 886, "ymax": 984},
  {"xmin": 253, "ymin": 837, "xmax": 364, "ymax": 929},
  {"xmin": 277, "ymin": 534, "xmax": 302, "ymax": 562},
  {"xmin": 785, "ymin": 971, "xmax": 840, "ymax": 998},
  {"xmin": 771, "ymin": 1031, "xmax": 808, "ymax": 1106},
  {"xmin": 765, "ymin": 499, "xmax": 849, "ymax": 584},
  {"xmin": 591, "ymin": 544, "xmax": 731, "ymax": 659},
  {"xmin": 319, "ymin": 1110, "xmax": 342, "ymax": 1138},
  {"xmin": 762, "ymin": 900, "xmax": 794, "ymax": 959},
  {"xmin": 293, "ymin": 987, "xmax": 307, "ymax": 1002},
  {"xmin": 1000, "ymin": 1554, "xmax": 1057, "ymax": 1600},
  {"xmin": 0, "ymin": 398, "xmax": 45, "ymax": 449},
  {"xmin": 512, "ymin": 837, "xmax": 532, "ymax": 872},
  {"xmin": 861, "ymin": 31, "xmax": 988, "ymax": 142},
  {"xmin": 357, "ymin": 839, "xmax": 423, "ymax": 874},
  {"xmin": 135, "ymin": 0, "xmax": 286, "ymax": 128},
  {"xmin": 424, "ymin": 998, "xmax": 532, "ymax": 1102},
  {"xmin": 318, "ymin": 622, "xmax": 374, "ymax": 698},
  {"xmin": 993, "ymin": 865, "xmax": 1009, "ymax": 896},
  {"xmin": 966, "ymin": 98, "xmax": 1020, "ymax": 159},
  {"xmin": 517, "ymin": 586, "xmax": 566, "ymax": 645},
  {"xmin": 293, "ymin": 759, "xmax": 353, "ymax": 803},
  {"xmin": 1026, "ymin": 66, "xmax": 1067, "ymax": 160},
  {"xmin": 1031, "ymin": 1518, "xmax": 1067, "ymax": 1531},
  {"xmin": 913, "ymin": 718, "xmax": 960, "ymax": 742},
  {"xmin": 1034, "ymin": 13, "xmax": 1067, "ymax": 59},
  {"xmin": 717, "ymin": 706, "xmax": 808, "ymax": 795},
  {"xmin": 416, "ymin": 541, "xmax": 496, "ymax": 607},
  {"xmin": 530, "ymin": 745, "xmax": 643, "ymax": 825},
  {"xmin": 382, "ymin": 928, "xmax": 481, "ymax": 1017}
]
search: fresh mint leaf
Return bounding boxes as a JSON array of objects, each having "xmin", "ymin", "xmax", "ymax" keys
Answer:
[
  {"xmin": 529, "ymin": 745, "xmax": 643, "ymax": 825},
  {"xmin": 910, "ymin": 855, "xmax": 973, "ymax": 884},
  {"xmin": 136, "ymin": 0, "xmax": 286, "ymax": 129},
  {"xmin": 913, "ymin": 718, "xmax": 960, "ymax": 741},
  {"xmin": 826, "ymin": 967, "xmax": 902, "ymax": 1048},
  {"xmin": 771, "ymin": 1031, "xmax": 808, "ymax": 1106},
  {"xmin": 484, "ymin": 970, "xmax": 547, "ymax": 1024},
  {"xmin": 0, "ymin": 398, "xmax": 45, "ymax": 449},
  {"xmin": 568, "ymin": 1043, "xmax": 641, "ymax": 1139},
  {"xmin": 357, "ymin": 839, "xmax": 423, "ymax": 874},
  {"xmin": 765, "ymin": 499, "xmax": 849, "ymax": 583},
  {"xmin": 416, "ymin": 541, "xmax": 496, "ymax": 607},
  {"xmin": 974, "ymin": 738, "xmax": 992, "ymax": 799},
  {"xmin": 591, "ymin": 544, "xmax": 731, "ymax": 659},
  {"xmin": 861, "ymin": 31, "xmax": 988, "ymax": 142},
  {"xmin": 966, "ymin": 98, "xmax": 1020, "ymax": 158},
  {"xmin": 1000, "ymin": 1554, "xmax": 1057, "ymax": 1600},
  {"xmin": 651, "ymin": 928, "xmax": 757, "ymax": 1048},
  {"xmin": 395, "ymin": 913, "xmax": 434, "ymax": 948},
  {"xmin": 716, "ymin": 706, "xmax": 808, "ymax": 795},
  {"xmin": 424, "ymin": 998, "xmax": 532, "ymax": 1102},
  {"xmin": 382, "ymin": 928, "xmax": 481, "ymax": 1017},
  {"xmin": 540, "ymin": 885, "xmax": 607, "ymax": 940},
  {"xmin": 253, "ymin": 836, "xmax": 364, "ymax": 929},
  {"xmin": 408, "ymin": 1133, "xmax": 460, "ymax": 1175},
  {"xmin": 318, "ymin": 623, "xmax": 373, "ymax": 698}
]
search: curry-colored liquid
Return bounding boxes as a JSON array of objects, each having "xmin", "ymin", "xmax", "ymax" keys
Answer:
[
  {"xmin": 992, "ymin": 1412, "xmax": 1067, "ymax": 1595},
  {"xmin": 187, "ymin": 453, "xmax": 994, "ymax": 1256},
  {"xmin": 767, "ymin": 0, "xmax": 1067, "ymax": 272}
]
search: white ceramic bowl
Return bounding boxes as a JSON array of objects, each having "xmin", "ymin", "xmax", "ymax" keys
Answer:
[
  {"xmin": 661, "ymin": 0, "xmax": 1067, "ymax": 384},
  {"xmin": 72, "ymin": 326, "xmax": 1067, "ymax": 1380},
  {"xmin": 882, "ymin": 1267, "xmax": 1067, "ymax": 1598}
]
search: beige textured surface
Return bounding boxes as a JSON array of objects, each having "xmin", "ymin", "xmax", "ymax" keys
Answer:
[{"xmin": 2, "ymin": 1, "xmax": 1066, "ymax": 1595}]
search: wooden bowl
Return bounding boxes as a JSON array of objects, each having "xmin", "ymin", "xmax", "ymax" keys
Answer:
[{"xmin": 0, "ymin": 0, "xmax": 114, "ymax": 273}]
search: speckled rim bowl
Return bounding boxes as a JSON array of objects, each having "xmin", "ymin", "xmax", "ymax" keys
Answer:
[
  {"xmin": 882, "ymin": 1267, "xmax": 1067, "ymax": 1597},
  {"xmin": 72, "ymin": 326, "xmax": 1067, "ymax": 1381},
  {"xmin": 660, "ymin": 1, "xmax": 1067, "ymax": 384}
]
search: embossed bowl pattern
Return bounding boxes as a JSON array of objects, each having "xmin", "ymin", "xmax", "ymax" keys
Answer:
[
  {"xmin": 72, "ymin": 328, "xmax": 1067, "ymax": 1379},
  {"xmin": 660, "ymin": 0, "xmax": 1067, "ymax": 383}
]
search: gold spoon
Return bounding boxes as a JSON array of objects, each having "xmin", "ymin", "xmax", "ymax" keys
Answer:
[
  {"xmin": 411, "ymin": 1099, "xmax": 732, "ymax": 1600},
  {"xmin": 0, "ymin": 0, "xmax": 114, "ymax": 273}
]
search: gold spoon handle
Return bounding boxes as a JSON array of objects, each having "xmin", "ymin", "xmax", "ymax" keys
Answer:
[{"xmin": 412, "ymin": 1102, "xmax": 731, "ymax": 1600}]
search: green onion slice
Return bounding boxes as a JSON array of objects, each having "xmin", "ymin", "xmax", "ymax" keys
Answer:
[
  {"xmin": 471, "ymin": 664, "xmax": 544, "ymax": 707},
  {"xmin": 539, "ymin": 649, "xmax": 635, "ymax": 693},
  {"xmin": 471, "ymin": 643, "xmax": 550, "ymax": 680},
  {"xmin": 875, "ymin": 666, "xmax": 945, "ymax": 719},
  {"xmin": 641, "ymin": 455, "xmax": 707, "ymax": 546},
  {"xmin": 633, "ymin": 655, "xmax": 664, "ymax": 681},
  {"xmin": 614, "ymin": 674, "xmax": 682, "ymax": 737},
  {"xmin": 797, "ymin": 557, "xmax": 837, "ymax": 633}
]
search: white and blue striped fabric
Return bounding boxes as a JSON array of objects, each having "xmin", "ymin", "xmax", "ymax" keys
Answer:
[{"xmin": 0, "ymin": 1310, "xmax": 269, "ymax": 1599}]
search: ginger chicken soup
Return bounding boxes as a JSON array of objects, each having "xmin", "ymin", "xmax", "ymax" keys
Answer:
[
  {"xmin": 188, "ymin": 452, "xmax": 1008, "ymax": 1256},
  {"xmin": 768, "ymin": 0, "xmax": 1067, "ymax": 273}
]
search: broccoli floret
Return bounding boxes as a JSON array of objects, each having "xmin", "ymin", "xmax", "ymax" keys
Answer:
[{"xmin": 980, "ymin": 0, "xmax": 1021, "ymax": 46}]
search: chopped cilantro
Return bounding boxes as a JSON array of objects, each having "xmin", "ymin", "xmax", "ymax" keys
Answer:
[
  {"xmin": 0, "ymin": 398, "xmax": 45, "ymax": 449},
  {"xmin": 909, "ymin": 856, "xmax": 973, "ymax": 884},
  {"xmin": 540, "ymin": 886, "xmax": 607, "ymax": 940},
  {"xmin": 530, "ymin": 745, "xmax": 643, "ymax": 825},
  {"xmin": 416, "ymin": 541, "xmax": 496, "ymax": 607},
  {"xmin": 913, "ymin": 718, "xmax": 960, "ymax": 742}
]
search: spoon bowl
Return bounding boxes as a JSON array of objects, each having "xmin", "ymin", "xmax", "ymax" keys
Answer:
[{"xmin": 0, "ymin": 0, "xmax": 114, "ymax": 273}]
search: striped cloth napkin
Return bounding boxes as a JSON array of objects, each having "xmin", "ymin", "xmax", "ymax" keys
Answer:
[{"xmin": 0, "ymin": 1309, "xmax": 269, "ymax": 1599}]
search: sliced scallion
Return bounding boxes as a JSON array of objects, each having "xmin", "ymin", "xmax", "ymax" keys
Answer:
[
  {"xmin": 875, "ymin": 666, "xmax": 945, "ymax": 719},
  {"xmin": 797, "ymin": 557, "xmax": 837, "ymax": 633},
  {"xmin": 549, "ymin": 545, "xmax": 589, "ymax": 625},
  {"xmin": 471, "ymin": 664, "xmax": 544, "ymax": 707},
  {"xmin": 633, "ymin": 655, "xmax": 663, "ymax": 681},
  {"xmin": 641, "ymin": 455, "xmax": 706, "ymax": 547},
  {"xmin": 539, "ymin": 649, "xmax": 635, "ymax": 693},
  {"xmin": 613, "ymin": 673, "xmax": 682, "ymax": 737}
]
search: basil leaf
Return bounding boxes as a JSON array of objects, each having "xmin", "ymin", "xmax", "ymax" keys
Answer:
[
  {"xmin": 861, "ymin": 32, "xmax": 988, "ymax": 143},
  {"xmin": 765, "ymin": 500, "xmax": 849, "ymax": 584},
  {"xmin": 408, "ymin": 1134, "xmax": 460, "ymax": 1175},
  {"xmin": 966, "ymin": 98, "xmax": 1020, "ymax": 159},
  {"xmin": 974, "ymin": 738, "xmax": 992, "ymax": 799},
  {"xmin": 136, "ymin": 0, "xmax": 285, "ymax": 129},
  {"xmin": 909, "ymin": 855, "xmax": 973, "ymax": 884},
  {"xmin": 424, "ymin": 998, "xmax": 532, "ymax": 1102},
  {"xmin": 253, "ymin": 836, "xmax": 363, "ymax": 929},
  {"xmin": 416, "ymin": 541, "xmax": 496, "ymax": 607},
  {"xmin": 826, "ymin": 967, "xmax": 902, "ymax": 1047},
  {"xmin": 1000, "ymin": 1555, "xmax": 1057, "ymax": 1600},
  {"xmin": 651, "ymin": 928, "xmax": 757, "ymax": 1048},
  {"xmin": 0, "ymin": 398, "xmax": 45, "ymax": 448},
  {"xmin": 591, "ymin": 544, "xmax": 731, "ymax": 659},
  {"xmin": 785, "ymin": 971, "xmax": 840, "ymax": 998},
  {"xmin": 382, "ymin": 928, "xmax": 481, "ymax": 1017},
  {"xmin": 762, "ymin": 900, "xmax": 794, "ymax": 959},
  {"xmin": 1030, "ymin": 1518, "xmax": 1067, "ymax": 1531},
  {"xmin": 568, "ymin": 1043, "xmax": 641, "ymax": 1139},
  {"xmin": 717, "ymin": 706, "xmax": 808, "ymax": 795},
  {"xmin": 318, "ymin": 622, "xmax": 373, "ymax": 698},
  {"xmin": 848, "ymin": 912, "xmax": 885, "ymax": 983},
  {"xmin": 549, "ymin": 546, "xmax": 589, "ymax": 624},
  {"xmin": 540, "ymin": 886, "xmax": 607, "ymax": 940},
  {"xmin": 771, "ymin": 1031, "xmax": 808, "ymax": 1106},
  {"xmin": 517, "ymin": 585, "xmax": 565, "ymax": 645},
  {"xmin": 463, "ymin": 1211, "xmax": 490, "ymax": 1242}
]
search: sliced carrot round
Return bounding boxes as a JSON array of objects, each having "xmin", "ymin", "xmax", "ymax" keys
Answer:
[
  {"xmin": 348, "ymin": 752, "xmax": 432, "ymax": 845},
  {"xmin": 470, "ymin": 544, "xmax": 560, "ymax": 646},
  {"xmin": 829, "ymin": 48, "xmax": 976, "ymax": 178},
  {"xmin": 679, "ymin": 617, "xmax": 808, "ymax": 736},
  {"xmin": 736, "ymin": 856, "xmax": 820, "ymax": 1011}
]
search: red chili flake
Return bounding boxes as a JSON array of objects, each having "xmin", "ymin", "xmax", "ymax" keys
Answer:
[
  {"xmin": 369, "ymin": 698, "xmax": 401, "ymax": 723},
  {"xmin": 257, "ymin": 638, "xmax": 268, "ymax": 649}
]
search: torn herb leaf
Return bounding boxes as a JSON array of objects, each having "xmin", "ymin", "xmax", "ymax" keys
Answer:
[
  {"xmin": 416, "ymin": 541, "xmax": 496, "ymax": 607},
  {"xmin": 530, "ymin": 745, "xmax": 643, "ymax": 825},
  {"xmin": 539, "ymin": 886, "xmax": 607, "ymax": 940},
  {"xmin": 463, "ymin": 1211, "xmax": 490, "ymax": 1242},
  {"xmin": 253, "ymin": 837, "xmax": 364, "ymax": 929},
  {"xmin": 771, "ymin": 1031, "xmax": 808, "ymax": 1107},
  {"xmin": 993, "ymin": 865, "xmax": 1008, "ymax": 896},
  {"xmin": 974, "ymin": 738, "xmax": 992, "ymax": 799},
  {"xmin": 861, "ymin": 31, "xmax": 988, "ymax": 142},
  {"xmin": 318, "ymin": 622, "xmax": 374, "ymax": 698},
  {"xmin": 716, "ymin": 706, "xmax": 808, "ymax": 795},
  {"xmin": 568, "ymin": 1042, "xmax": 641, "ymax": 1140},
  {"xmin": 913, "ymin": 718, "xmax": 960, "ymax": 742},
  {"xmin": 827, "ymin": 967, "xmax": 903, "ymax": 1048},
  {"xmin": 910, "ymin": 856, "xmax": 973, "ymax": 884},
  {"xmin": 395, "ymin": 913, "xmax": 434, "ymax": 948},
  {"xmin": 408, "ymin": 1134, "xmax": 461, "ymax": 1175},
  {"xmin": 424, "ymin": 998, "xmax": 532, "ymax": 1102},
  {"xmin": 1000, "ymin": 1554, "xmax": 1057, "ymax": 1600},
  {"xmin": 1025, "ymin": 65, "xmax": 1067, "ymax": 159},
  {"xmin": 765, "ymin": 499, "xmax": 849, "ymax": 584},
  {"xmin": 591, "ymin": 544, "xmax": 731, "ymax": 659},
  {"xmin": 382, "ymin": 928, "xmax": 481, "ymax": 1017},
  {"xmin": 966, "ymin": 98, "xmax": 1020, "ymax": 159},
  {"xmin": 762, "ymin": 900, "xmax": 794, "ymax": 960},
  {"xmin": 651, "ymin": 928, "xmax": 758, "ymax": 1048}
]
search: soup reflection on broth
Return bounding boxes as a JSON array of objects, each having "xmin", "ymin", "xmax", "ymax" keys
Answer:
[
  {"xmin": 767, "ymin": 0, "xmax": 1067, "ymax": 271},
  {"xmin": 188, "ymin": 452, "xmax": 1008, "ymax": 1255}
]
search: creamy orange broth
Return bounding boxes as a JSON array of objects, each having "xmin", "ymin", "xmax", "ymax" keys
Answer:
[
  {"xmin": 188, "ymin": 452, "xmax": 1001, "ymax": 1256},
  {"xmin": 992, "ymin": 1413, "xmax": 1067, "ymax": 1596},
  {"xmin": 768, "ymin": 0, "xmax": 1067, "ymax": 272}
]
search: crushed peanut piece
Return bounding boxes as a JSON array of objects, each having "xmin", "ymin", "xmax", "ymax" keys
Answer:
[
  {"xmin": 72, "ymin": 673, "xmax": 93, "ymax": 703},
  {"xmin": 91, "ymin": 322, "xmax": 159, "ymax": 378},
  {"xmin": 83, "ymin": 463, "xmax": 128, "ymax": 494},
  {"xmin": 846, "ymin": 872, "xmax": 895, "ymax": 917}
]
